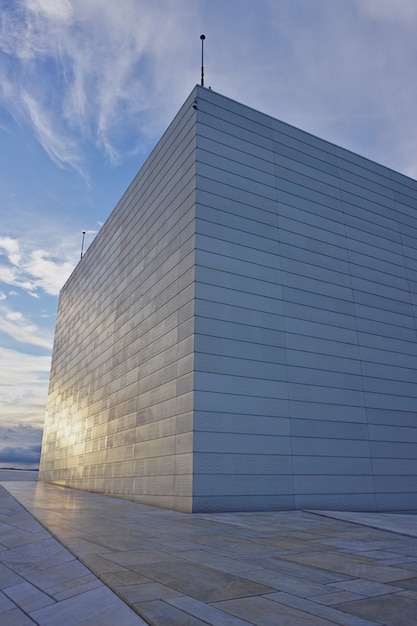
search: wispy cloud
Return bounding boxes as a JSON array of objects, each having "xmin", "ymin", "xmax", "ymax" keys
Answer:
[
  {"xmin": 0, "ymin": 306, "xmax": 53, "ymax": 349},
  {"xmin": 0, "ymin": 0, "xmax": 416, "ymax": 179},
  {"xmin": 0, "ymin": 345, "xmax": 50, "ymax": 466},
  {"xmin": 0, "ymin": 236, "xmax": 75, "ymax": 297},
  {"xmin": 0, "ymin": 0, "xmax": 198, "ymax": 173}
]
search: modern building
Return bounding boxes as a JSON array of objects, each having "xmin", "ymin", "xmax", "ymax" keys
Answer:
[{"xmin": 39, "ymin": 85, "xmax": 417, "ymax": 513}]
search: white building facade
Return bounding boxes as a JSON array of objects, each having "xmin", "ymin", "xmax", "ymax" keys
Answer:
[{"xmin": 40, "ymin": 86, "xmax": 417, "ymax": 512}]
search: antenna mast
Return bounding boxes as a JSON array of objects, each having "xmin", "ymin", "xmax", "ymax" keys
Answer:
[
  {"xmin": 200, "ymin": 34, "xmax": 205, "ymax": 86},
  {"xmin": 80, "ymin": 230, "xmax": 86, "ymax": 260}
]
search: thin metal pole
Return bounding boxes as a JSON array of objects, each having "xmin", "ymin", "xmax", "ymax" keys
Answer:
[
  {"xmin": 200, "ymin": 34, "xmax": 205, "ymax": 86},
  {"xmin": 80, "ymin": 231, "xmax": 86, "ymax": 259}
]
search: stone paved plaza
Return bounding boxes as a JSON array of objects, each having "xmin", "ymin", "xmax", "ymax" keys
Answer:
[{"xmin": 1, "ymin": 472, "xmax": 417, "ymax": 625}]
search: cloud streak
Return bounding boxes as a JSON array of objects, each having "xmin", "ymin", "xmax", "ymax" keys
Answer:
[
  {"xmin": 0, "ymin": 307, "xmax": 53, "ymax": 349},
  {"xmin": 0, "ymin": 236, "xmax": 75, "ymax": 297},
  {"xmin": 0, "ymin": 0, "xmax": 197, "ymax": 173},
  {"xmin": 1, "ymin": 0, "xmax": 416, "ymax": 179},
  {"xmin": 0, "ymin": 345, "xmax": 50, "ymax": 467}
]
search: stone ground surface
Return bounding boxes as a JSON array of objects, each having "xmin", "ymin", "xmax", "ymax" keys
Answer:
[{"xmin": 1, "ymin": 472, "xmax": 417, "ymax": 625}]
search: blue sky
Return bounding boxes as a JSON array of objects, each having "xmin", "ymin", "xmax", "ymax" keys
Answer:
[{"xmin": 0, "ymin": 0, "xmax": 416, "ymax": 468}]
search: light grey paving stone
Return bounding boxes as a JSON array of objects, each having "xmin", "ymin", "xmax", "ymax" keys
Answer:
[
  {"xmin": 280, "ymin": 550, "xmax": 416, "ymax": 583},
  {"xmin": 0, "ymin": 589, "xmax": 16, "ymax": 612},
  {"xmin": 265, "ymin": 591, "xmax": 382, "ymax": 626},
  {"xmin": 391, "ymin": 576, "xmax": 417, "ymax": 592},
  {"xmin": 79, "ymin": 552, "xmax": 131, "ymax": 575},
  {"xmin": 183, "ymin": 533, "xmax": 277, "ymax": 556},
  {"xmin": 240, "ymin": 567, "xmax": 337, "ymax": 597},
  {"xmin": 84, "ymin": 534, "xmax": 162, "ymax": 553},
  {"xmin": 47, "ymin": 575, "xmax": 103, "ymax": 601},
  {"xmin": 4, "ymin": 581, "xmax": 55, "ymax": 613},
  {"xmin": 319, "ymin": 539, "xmax": 401, "ymax": 553},
  {"xmin": 30, "ymin": 585, "xmax": 147, "ymax": 626},
  {"xmin": 100, "ymin": 549, "xmax": 183, "ymax": 568},
  {"xmin": 358, "ymin": 550, "xmax": 414, "ymax": 561},
  {"xmin": 312, "ymin": 591, "xmax": 365, "ymax": 606},
  {"xmin": 4, "ymin": 483, "xmax": 417, "ymax": 626},
  {"xmin": 23, "ymin": 557, "xmax": 96, "ymax": 592},
  {"xmin": 213, "ymin": 595, "xmax": 337, "ymax": 626},
  {"xmin": 0, "ymin": 564, "xmax": 24, "ymax": 590},
  {"xmin": 0, "ymin": 607, "xmax": 37, "ymax": 625},
  {"xmin": 0, "ymin": 527, "xmax": 48, "ymax": 550},
  {"xmin": 1, "ymin": 537, "xmax": 74, "ymax": 574},
  {"xmin": 118, "ymin": 581, "xmax": 183, "ymax": 603},
  {"xmin": 240, "ymin": 555, "xmax": 351, "ymax": 584},
  {"xmin": 175, "ymin": 548, "xmax": 261, "ymax": 573},
  {"xmin": 398, "ymin": 589, "xmax": 417, "ymax": 601},
  {"xmin": 337, "ymin": 592, "xmax": 417, "ymax": 625},
  {"xmin": 100, "ymin": 570, "xmax": 151, "ymax": 587},
  {"xmin": 63, "ymin": 537, "xmax": 115, "ymax": 556},
  {"xmin": 137, "ymin": 560, "xmax": 275, "ymax": 602},
  {"xmin": 167, "ymin": 595, "xmax": 255, "ymax": 625},
  {"xmin": 310, "ymin": 511, "xmax": 417, "ymax": 539},
  {"xmin": 378, "ymin": 557, "xmax": 417, "ymax": 566},
  {"xmin": 331, "ymin": 578, "xmax": 401, "ymax": 597},
  {"xmin": 136, "ymin": 598, "xmax": 245, "ymax": 625}
]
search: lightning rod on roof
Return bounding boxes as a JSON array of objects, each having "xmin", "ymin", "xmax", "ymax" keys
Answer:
[
  {"xmin": 200, "ymin": 34, "xmax": 205, "ymax": 87},
  {"xmin": 80, "ymin": 230, "xmax": 86, "ymax": 260}
]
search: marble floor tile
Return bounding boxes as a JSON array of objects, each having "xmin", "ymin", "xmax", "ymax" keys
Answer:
[
  {"xmin": 3, "ymin": 480, "xmax": 417, "ymax": 625},
  {"xmin": 79, "ymin": 552, "xmax": 130, "ymax": 574},
  {"xmin": 0, "ymin": 563, "xmax": 24, "ymax": 590},
  {"xmin": 141, "ymin": 560, "xmax": 275, "ymax": 602},
  {"xmin": 0, "ymin": 607, "xmax": 37, "ymax": 625},
  {"xmin": 133, "ymin": 599, "xmax": 209, "ymax": 625},
  {"xmin": 239, "ymin": 555, "xmax": 351, "ymax": 584},
  {"xmin": 174, "ymin": 548, "xmax": 261, "ymax": 573},
  {"xmin": 239, "ymin": 567, "xmax": 337, "ymax": 597},
  {"xmin": 337, "ymin": 593, "xmax": 417, "ymax": 625},
  {"xmin": 280, "ymin": 550, "xmax": 416, "ymax": 583},
  {"xmin": 4, "ymin": 581, "xmax": 55, "ymax": 613},
  {"xmin": 311, "ymin": 511, "xmax": 417, "ymax": 539},
  {"xmin": 31, "ymin": 585, "xmax": 147, "ymax": 626},
  {"xmin": 213, "ymin": 595, "xmax": 337, "ymax": 626},
  {"xmin": 100, "ymin": 569, "xmax": 151, "ymax": 587},
  {"xmin": 167, "ymin": 595, "xmax": 254, "ymax": 625},
  {"xmin": 117, "ymin": 581, "xmax": 184, "ymax": 603},
  {"xmin": 46, "ymin": 574, "xmax": 103, "ymax": 601},
  {"xmin": 392, "ymin": 576, "xmax": 417, "ymax": 592},
  {"xmin": 0, "ymin": 589, "xmax": 16, "ymax": 612},
  {"xmin": 331, "ymin": 578, "xmax": 400, "ymax": 597},
  {"xmin": 265, "ymin": 591, "xmax": 381, "ymax": 626},
  {"xmin": 312, "ymin": 590, "xmax": 365, "ymax": 606}
]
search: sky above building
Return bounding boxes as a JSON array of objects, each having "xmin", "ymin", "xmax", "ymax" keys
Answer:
[{"xmin": 0, "ymin": 0, "xmax": 416, "ymax": 468}]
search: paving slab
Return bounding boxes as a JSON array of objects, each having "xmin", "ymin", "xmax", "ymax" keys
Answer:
[
  {"xmin": 0, "ymin": 483, "xmax": 147, "ymax": 625},
  {"xmin": 1, "ymin": 475, "xmax": 417, "ymax": 625}
]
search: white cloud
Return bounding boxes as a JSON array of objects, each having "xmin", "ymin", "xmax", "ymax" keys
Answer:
[
  {"xmin": 0, "ymin": 235, "xmax": 76, "ymax": 297},
  {"xmin": 26, "ymin": 0, "xmax": 73, "ymax": 22},
  {"xmin": 21, "ymin": 90, "xmax": 85, "ymax": 177},
  {"xmin": 0, "ymin": 0, "xmax": 416, "ymax": 180},
  {"xmin": 0, "ymin": 236, "xmax": 21, "ymax": 265},
  {"xmin": 0, "ymin": 347, "xmax": 50, "ymax": 458},
  {"xmin": 28, "ymin": 249, "xmax": 75, "ymax": 295},
  {"xmin": 0, "ymin": 0, "xmax": 198, "ymax": 171},
  {"xmin": 0, "ymin": 305, "xmax": 53, "ymax": 349},
  {"xmin": 6, "ymin": 311, "xmax": 23, "ymax": 322}
]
